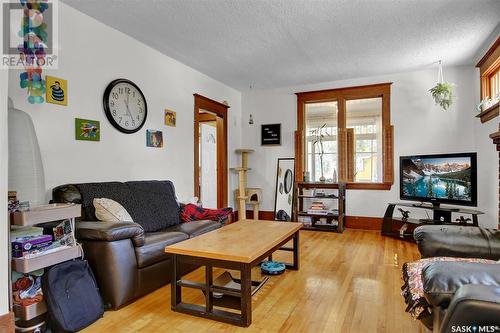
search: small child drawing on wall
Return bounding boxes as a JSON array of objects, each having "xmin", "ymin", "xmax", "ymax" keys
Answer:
[
  {"xmin": 50, "ymin": 81, "xmax": 65, "ymax": 102},
  {"xmin": 46, "ymin": 76, "xmax": 68, "ymax": 106}
]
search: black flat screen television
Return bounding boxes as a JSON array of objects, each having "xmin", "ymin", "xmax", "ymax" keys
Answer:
[{"xmin": 400, "ymin": 152, "xmax": 477, "ymax": 207}]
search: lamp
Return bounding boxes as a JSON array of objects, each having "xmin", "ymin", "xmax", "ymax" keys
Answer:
[{"xmin": 8, "ymin": 98, "xmax": 46, "ymax": 207}]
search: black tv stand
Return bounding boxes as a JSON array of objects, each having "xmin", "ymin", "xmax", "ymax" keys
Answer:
[{"xmin": 382, "ymin": 202, "xmax": 484, "ymax": 241}]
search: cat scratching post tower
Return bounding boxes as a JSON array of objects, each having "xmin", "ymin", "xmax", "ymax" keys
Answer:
[{"xmin": 230, "ymin": 149, "xmax": 261, "ymax": 220}]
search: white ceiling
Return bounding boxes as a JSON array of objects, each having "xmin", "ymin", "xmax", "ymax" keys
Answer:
[{"xmin": 62, "ymin": 0, "xmax": 500, "ymax": 90}]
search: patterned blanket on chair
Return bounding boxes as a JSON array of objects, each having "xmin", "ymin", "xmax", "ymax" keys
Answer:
[{"xmin": 401, "ymin": 257, "xmax": 496, "ymax": 320}]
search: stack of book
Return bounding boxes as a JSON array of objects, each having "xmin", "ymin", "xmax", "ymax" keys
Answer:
[{"xmin": 307, "ymin": 201, "xmax": 329, "ymax": 215}]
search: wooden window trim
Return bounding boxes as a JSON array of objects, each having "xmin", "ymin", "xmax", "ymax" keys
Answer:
[
  {"xmin": 193, "ymin": 93, "xmax": 229, "ymax": 207},
  {"xmin": 295, "ymin": 83, "xmax": 394, "ymax": 190},
  {"xmin": 477, "ymin": 36, "xmax": 500, "ymax": 100}
]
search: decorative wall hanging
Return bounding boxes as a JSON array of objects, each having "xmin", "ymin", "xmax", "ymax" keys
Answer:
[
  {"xmin": 75, "ymin": 118, "xmax": 100, "ymax": 142},
  {"xmin": 261, "ymin": 123, "xmax": 281, "ymax": 145},
  {"xmin": 164, "ymin": 110, "xmax": 176, "ymax": 127},
  {"xmin": 146, "ymin": 130, "xmax": 163, "ymax": 148},
  {"xmin": 429, "ymin": 60, "xmax": 454, "ymax": 110},
  {"xmin": 46, "ymin": 76, "xmax": 67, "ymax": 105},
  {"xmin": 273, "ymin": 158, "xmax": 295, "ymax": 221},
  {"xmin": 18, "ymin": 0, "xmax": 49, "ymax": 104}
]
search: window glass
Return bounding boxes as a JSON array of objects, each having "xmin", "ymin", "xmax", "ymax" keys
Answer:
[
  {"xmin": 346, "ymin": 98, "xmax": 383, "ymax": 183},
  {"xmin": 490, "ymin": 69, "xmax": 499, "ymax": 99},
  {"xmin": 305, "ymin": 102, "xmax": 338, "ymax": 182}
]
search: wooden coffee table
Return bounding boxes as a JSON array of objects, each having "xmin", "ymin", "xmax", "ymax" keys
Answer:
[{"xmin": 165, "ymin": 219, "xmax": 301, "ymax": 327}]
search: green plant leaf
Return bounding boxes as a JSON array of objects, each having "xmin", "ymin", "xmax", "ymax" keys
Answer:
[{"xmin": 429, "ymin": 82, "xmax": 454, "ymax": 110}]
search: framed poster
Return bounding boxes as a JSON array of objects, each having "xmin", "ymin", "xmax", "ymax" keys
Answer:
[
  {"xmin": 75, "ymin": 118, "xmax": 100, "ymax": 141},
  {"xmin": 146, "ymin": 130, "xmax": 163, "ymax": 148},
  {"xmin": 46, "ymin": 76, "xmax": 68, "ymax": 106},
  {"xmin": 164, "ymin": 109, "xmax": 176, "ymax": 127},
  {"xmin": 261, "ymin": 123, "xmax": 281, "ymax": 145},
  {"xmin": 273, "ymin": 158, "xmax": 295, "ymax": 221}
]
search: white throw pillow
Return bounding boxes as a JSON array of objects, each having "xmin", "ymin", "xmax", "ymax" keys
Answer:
[{"xmin": 93, "ymin": 198, "xmax": 134, "ymax": 222}]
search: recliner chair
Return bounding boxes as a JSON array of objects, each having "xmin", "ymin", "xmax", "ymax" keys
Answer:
[{"xmin": 413, "ymin": 225, "xmax": 500, "ymax": 332}]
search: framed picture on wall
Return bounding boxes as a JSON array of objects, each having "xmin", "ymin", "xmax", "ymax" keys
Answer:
[
  {"xmin": 46, "ymin": 76, "xmax": 68, "ymax": 106},
  {"xmin": 273, "ymin": 158, "xmax": 295, "ymax": 221},
  {"xmin": 75, "ymin": 118, "xmax": 100, "ymax": 142},
  {"xmin": 261, "ymin": 123, "xmax": 281, "ymax": 145},
  {"xmin": 164, "ymin": 109, "xmax": 176, "ymax": 127},
  {"xmin": 146, "ymin": 129, "xmax": 164, "ymax": 148}
]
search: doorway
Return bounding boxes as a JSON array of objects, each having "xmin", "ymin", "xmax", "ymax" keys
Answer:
[{"xmin": 194, "ymin": 94, "xmax": 229, "ymax": 208}]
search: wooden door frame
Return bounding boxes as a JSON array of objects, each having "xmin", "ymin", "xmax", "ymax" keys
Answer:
[{"xmin": 194, "ymin": 93, "xmax": 229, "ymax": 207}]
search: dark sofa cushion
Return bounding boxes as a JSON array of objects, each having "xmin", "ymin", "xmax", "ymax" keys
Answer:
[
  {"xmin": 126, "ymin": 181, "xmax": 180, "ymax": 232},
  {"xmin": 135, "ymin": 232, "xmax": 188, "ymax": 268},
  {"xmin": 166, "ymin": 220, "xmax": 221, "ymax": 238},
  {"xmin": 422, "ymin": 261, "xmax": 500, "ymax": 308},
  {"xmin": 75, "ymin": 182, "xmax": 134, "ymax": 222},
  {"xmin": 74, "ymin": 180, "xmax": 181, "ymax": 232},
  {"xmin": 414, "ymin": 225, "xmax": 500, "ymax": 260}
]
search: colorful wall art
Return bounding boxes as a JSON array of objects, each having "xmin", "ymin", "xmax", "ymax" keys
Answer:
[
  {"xmin": 146, "ymin": 130, "xmax": 163, "ymax": 148},
  {"xmin": 75, "ymin": 118, "xmax": 100, "ymax": 141},
  {"xmin": 18, "ymin": 0, "xmax": 49, "ymax": 104},
  {"xmin": 164, "ymin": 110, "xmax": 176, "ymax": 127},
  {"xmin": 46, "ymin": 76, "xmax": 68, "ymax": 105}
]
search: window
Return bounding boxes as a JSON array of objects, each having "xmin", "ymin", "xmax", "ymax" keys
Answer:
[
  {"xmin": 296, "ymin": 83, "xmax": 393, "ymax": 190},
  {"xmin": 305, "ymin": 102, "xmax": 338, "ymax": 182},
  {"xmin": 346, "ymin": 98, "xmax": 383, "ymax": 183},
  {"xmin": 490, "ymin": 68, "xmax": 500, "ymax": 100},
  {"xmin": 477, "ymin": 36, "xmax": 500, "ymax": 101}
]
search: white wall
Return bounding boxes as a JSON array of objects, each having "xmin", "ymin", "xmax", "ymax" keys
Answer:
[
  {"xmin": 8, "ymin": 3, "xmax": 242, "ymax": 207},
  {"xmin": 242, "ymin": 66, "xmax": 498, "ymax": 228},
  {"xmin": 1, "ymin": 69, "xmax": 10, "ymax": 315}
]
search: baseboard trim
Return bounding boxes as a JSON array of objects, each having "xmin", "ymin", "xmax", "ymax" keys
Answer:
[
  {"xmin": 0, "ymin": 311, "xmax": 14, "ymax": 333},
  {"xmin": 234, "ymin": 210, "xmax": 274, "ymax": 221},
  {"xmin": 344, "ymin": 216, "xmax": 383, "ymax": 230},
  {"xmin": 234, "ymin": 210, "xmax": 383, "ymax": 230}
]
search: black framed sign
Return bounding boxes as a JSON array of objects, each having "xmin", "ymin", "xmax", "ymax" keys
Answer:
[{"xmin": 261, "ymin": 123, "xmax": 281, "ymax": 145}]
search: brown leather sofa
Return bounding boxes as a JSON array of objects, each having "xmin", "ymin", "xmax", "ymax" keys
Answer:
[
  {"xmin": 412, "ymin": 225, "xmax": 500, "ymax": 332},
  {"xmin": 52, "ymin": 180, "xmax": 223, "ymax": 309}
]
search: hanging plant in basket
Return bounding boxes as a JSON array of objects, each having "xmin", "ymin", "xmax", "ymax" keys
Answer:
[{"xmin": 429, "ymin": 61, "xmax": 454, "ymax": 110}]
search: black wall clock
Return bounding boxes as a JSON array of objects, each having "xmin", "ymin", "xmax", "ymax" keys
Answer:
[{"xmin": 103, "ymin": 79, "xmax": 147, "ymax": 133}]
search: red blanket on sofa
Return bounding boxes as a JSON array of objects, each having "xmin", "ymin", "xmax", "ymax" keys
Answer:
[{"xmin": 180, "ymin": 204, "xmax": 233, "ymax": 224}]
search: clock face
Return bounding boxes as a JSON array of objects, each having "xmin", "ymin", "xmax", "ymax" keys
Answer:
[{"xmin": 103, "ymin": 79, "xmax": 147, "ymax": 133}]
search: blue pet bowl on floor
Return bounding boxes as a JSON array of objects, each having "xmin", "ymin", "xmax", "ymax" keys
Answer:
[{"xmin": 261, "ymin": 261, "xmax": 286, "ymax": 275}]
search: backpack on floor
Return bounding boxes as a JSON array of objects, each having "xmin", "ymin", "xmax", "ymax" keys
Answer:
[{"xmin": 42, "ymin": 259, "xmax": 104, "ymax": 332}]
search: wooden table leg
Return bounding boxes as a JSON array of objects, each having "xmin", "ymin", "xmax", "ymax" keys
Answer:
[
  {"xmin": 240, "ymin": 264, "xmax": 252, "ymax": 327},
  {"xmin": 171, "ymin": 254, "xmax": 181, "ymax": 309},
  {"xmin": 292, "ymin": 231, "xmax": 300, "ymax": 270},
  {"xmin": 205, "ymin": 264, "xmax": 213, "ymax": 312}
]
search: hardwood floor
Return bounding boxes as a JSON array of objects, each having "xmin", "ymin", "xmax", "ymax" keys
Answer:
[{"xmin": 83, "ymin": 229, "xmax": 423, "ymax": 333}]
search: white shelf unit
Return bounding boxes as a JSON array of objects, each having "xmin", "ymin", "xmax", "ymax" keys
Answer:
[{"xmin": 10, "ymin": 203, "xmax": 82, "ymax": 323}]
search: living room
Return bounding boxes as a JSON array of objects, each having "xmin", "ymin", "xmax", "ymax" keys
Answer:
[{"xmin": 1, "ymin": 0, "xmax": 499, "ymax": 332}]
